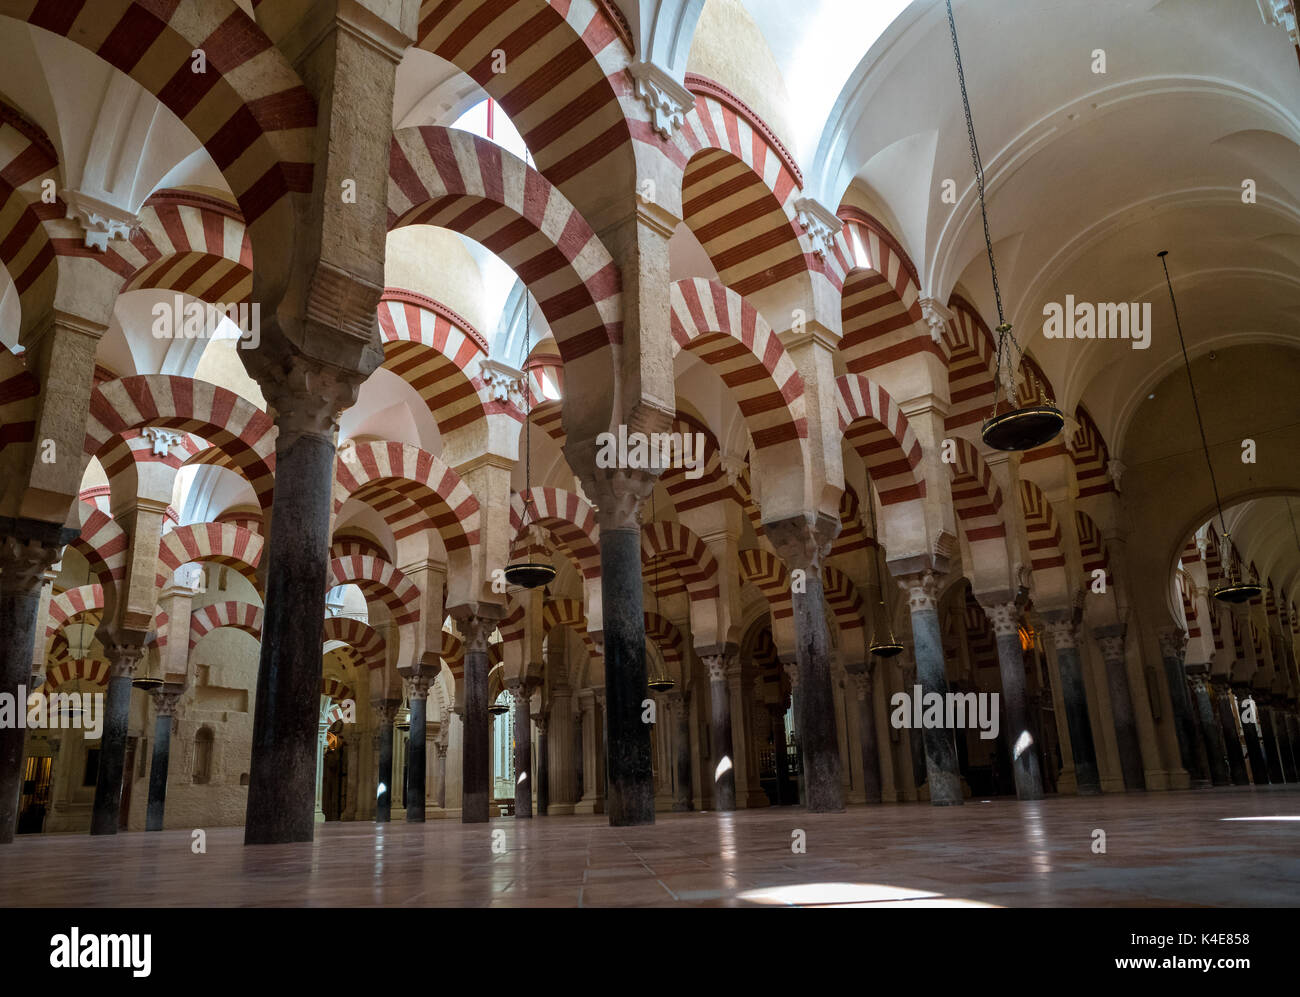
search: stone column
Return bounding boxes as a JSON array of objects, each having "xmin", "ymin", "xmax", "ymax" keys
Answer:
[
  {"xmin": 983, "ymin": 601, "xmax": 1046, "ymax": 800},
  {"xmin": 1235, "ymin": 686, "xmax": 1270, "ymax": 784},
  {"xmin": 245, "ymin": 360, "xmax": 363, "ymax": 844},
  {"xmin": 767, "ymin": 514, "xmax": 844, "ymax": 812},
  {"xmin": 590, "ymin": 471, "xmax": 656, "ymax": 825},
  {"xmin": 1092, "ymin": 623, "xmax": 1145, "ymax": 791},
  {"xmin": 1212, "ymin": 679, "xmax": 1250, "ymax": 785},
  {"xmin": 508, "ymin": 682, "xmax": 532, "ymax": 819},
  {"xmin": 315, "ymin": 695, "xmax": 331, "ymax": 823},
  {"xmin": 432, "ymin": 728, "xmax": 449, "ymax": 809},
  {"xmin": 666, "ymin": 690, "xmax": 693, "ymax": 811},
  {"xmin": 783, "ymin": 659, "xmax": 805, "ymax": 805},
  {"xmin": 1188, "ymin": 669, "xmax": 1231, "ymax": 786},
  {"xmin": 574, "ymin": 689, "xmax": 605, "ymax": 813},
  {"xmin": 1041, "ymin": 613, "xmax": 1101, "ymax": 795},
  {"xmin": 534, "ymin": 714, "xmax": 549, "ymax": 815},
  {"xmin": 372, "ymin": 699, "xmax": 400, "ymax": 822},
  {"xmin": 702, "ymin": 651, "xmax": 736, "ymax": 812},
  {"xmin": 145, "ymin": 686, "xmax": 184, "ymax": 831},
  {"xmin": 454, "ymin": 611, "xmax": 497, "ymax": 824},
  {"xmin": 1284, "ymin": 712, "xmax": 1300, "ymax": 782},
  {"xmin": 90, "ymin": 643, "xmax": 144, "ymax": 835},
  {"xmin": 847, "ymin": 665, "xmax": 882, "ymax": 803},
  {"xmin": 0, "ymin": 523, "xmax": 69, "ymax": 844},
  {"xmin": 769, "ymin": 703, "xmax": 792, "ymax": 805},
  {"xmin": 895, "ymin": 571, "xmax": 963, "ymax": 805},
  {"xmin": 547, "ymin": 684, "xmax": 576, "ymax": 813},
  {"xmin": 402, "ymin": 672, "xmax": 432, "ymax": 822},
  {"xmin": 1157, "ymin": 627, "xmax": 1208, "ymax": 787},
  {"xmin": 1261, "ymin": 706, "xmax": 1287, "ymax": 783}
]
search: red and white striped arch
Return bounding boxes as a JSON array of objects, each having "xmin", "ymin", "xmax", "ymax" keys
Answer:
[
  {"xmin": 69, "ymin": 507, "xmax": 129, "ymax": 593},
  {"xmin": 415, "ymin": 0, "xmax": 636, "ymax": 218},
  {"xmin": 542, "ymin": 597, "xmax": 600, "ymax": 661},
  {"xmin": 45, "ymin": 584, "xmax": 105, "ymax": 641},
  {"xmin": 0, "ymin": 348, "xmax": 39, "ymax": 458},
  {"xmin": 1015, "ymin": 356, "xmax": 1068, "ymax": 465},
  {"xmin": 943, "ymin": 294, "xmax": 997, "ymax": 432},
  {"xmin": 155, "ymin": 523, "xmax": 264, "ymax": 594},
  {"xmin": 739, "ymin": 547, "xmax": 793, "ymax": 623},
  {"xmin": 1018, "ymin": 480, "xmax": 1064, "ymax": 573},
  {"xmin": 657, "ymin": 411, "xmax": 736, "ymax": 516},
  {"xmin": 86, "ymin": 376, "xmax": 277, "ymax": 513},
  {"xmin": 43, "ymin": 658, "xmax": 111, "ymax": 692},
  {"xmin": 641, "ymin": 521, "xmax": 720, "ymax": 603},
  {"xmin": 377, "ymin": 290, "xmax": 492, "ymax": 437},
  {"xmin": 330, "ymin": 534, "xmax": 390, "ymax": 562},
  {"xmin": 118, "ymin": 193, "xmax": 252, "ymax": 304},
  {"xmin": 327, "ymin": 555, "xmax": 421, "ymax": 628},
  {"xmin": 643, "ymin": 610, "xmax": 685, "ymax": 672},
  {"xmin": 189, "ymin": 600, "xmax": 263, "ymax": 651},
  {"xmin": 831, "ymin": 485, "xmax": 874, "ymax": 559},
  {"xmin": 0, "ymin": 103, "xmax": 58, "ymax": 337},
  {"xmin": 334, "ymin": 441, "xmax": 480, "ymax": 552},
  {"xmin": 832, "ymin": 210, "xmax": 934, "ymax": 374},
  {"xmin": 822, "ymin": 566, "xmax": 865, "ymax": 633},
  {"xmin": 525, "ymin": 348, "xmax": 565, "ymax": 442},
  {"xmin": 388, "ymin": 125, "xmax": 621, "ymax": 367},
  {"xmin": 509, "ymin": 486, "xmax": 600, "ymax": 580},
  {"xmin": 1076, "ymin": 510, "xmax": 1110, "ymax": 586},
  {"xmin": 322, "ymin": 615, "xmax": 386, "ymax": 672},
  {"xmin": 835, "ymin": 374, "xmax": 925, "ymax": 505},
  {"xmin": 945, "ymin": 436, "xmax": 1006, "ymax": 543},
  {"xmin": 1071, "ymin": 404, "xmax": 1113, "ymax": 498},
  {"xmin": 669, "ymin": 278, "xmax": 807, "ymax": 453}
]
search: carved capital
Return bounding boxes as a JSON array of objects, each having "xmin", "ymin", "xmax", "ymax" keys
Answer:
[
  {"xmin": 702, "ymin": 653, "xmax": 728, "ymax": 683},
  {"xmin": 1092, "ymin": 623, "xmax": 1126, "ymax": 664},
  {"xmin": 588, "ymin": 467, "xmax": 658, "ymax": 532},
  {"xmin": 848, "ymin": 670, "xmax": 872, "ymax": 701},
  {"xmin": 897, "ymin": 571, "xmax": 942, "ymax": 614},
  {"xmin": 479, "ymin": 358, "xmax": 526, "ymax": 408},
  {"xmin": 766, "ymin": 512, "xmax": 839, "ymax": 575},
  {"xmin": 403, "ymin": 673, "xmax": 431, "ymax": 700},
  {"xmin": 1158, "ymin": 627, "xmax": 1189, "ymax": 664},
  {"xmin": 257, "ymin": 354, "xmax": 366, "ymax": 450},
  {"xmin": 1042, "ymin": 613, "xmax": 1079, "ymax": 651},
  {"xmin": 919, "ymin": 296, "xmax": 954, "ymax": 346},
  {"xmin": 62, "ymin": 189, "xmax": 138, "ymax": 250},
  {"xmin": 150, "ymin": 688, "xmax": 184, "ymax": 718},
  {"xmin": 453, "ymin": 610, "xmax": 497, "ymax": 655},
  {"xmin": 982, "ymin": 600, "xmax": 1021, "ymax": 637},
  {"xmin": 1188, "ymin": 672, "xmax": 1208, "ymax": 695},
  {"xmin": 625, "ymin": 60, "xmax": 693, "ymax": 139},
  {"xmin": 0, "ymin": 532, "xmax": 65, "ymax": 595},
  {"xmin": 106, "ymin": 644, "xmax": 145, "ymax": 679},
  {"xmin": 793, "ymin": 197, "xmax": 842, "ymax": 261}
]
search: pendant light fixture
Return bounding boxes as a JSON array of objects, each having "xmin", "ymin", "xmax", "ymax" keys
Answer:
[
  {"xmin": 1157, "ymin": 251, "xmax": 1260, "ymax": 605},
  {"xmin": 946, "ymin": 0, "xmax": 1064, "ymax": 452},
  {"xmin": 488, "ymin": 695, "xmax": 510, "ymax": 717},
  {"xmin": 504, "ymin": 286, "xmax": 557, "ymax": 590},
  {"xmin": 866, "ymin": 475, "xmax": 903, "ymax": 659},
  {"xmin": 646, "ymin": 487, "xmax": 675, "ymax": 693},
  {"xmin": 134, "ymin": 562, "xmax": 164, "ymax": 691}
]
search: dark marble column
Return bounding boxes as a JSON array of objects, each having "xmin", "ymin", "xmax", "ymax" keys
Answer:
[
  {"xmin": 896, "ymin": 571, "xmax": 962, "ymax": 805},
  {"xmin": 1235, "ymin": 687, "xmax": 1270, "ymax": 784},
  {"xmin": 403, "ymin": 674, "xmax": 431, "ymax": 822},
  {"xmin": 782, "ymin": 659, "xmax": 805, "ymax": 805},
  {"xmin": 535, "ymin": 715, "xmax": 549, "ymax": 815},
  {"xmin": 433, "ymin": 730, "xmax": 448, "ymax": 809},
  {"xmin": 591, "ymin": 475, "xmax": 655, "ymax": 826},
  {"xmin": 847, "ymin": 664, "xmax": 882, "ymax": 803},
  {"xmin": 1212, "ymin": 680, "xmax": 1250, "ymax": 785},
  {"xmin": 769, "ymin": 703, "xmax": 792, "ymax": 805},
  {"xmin": 145, "ymin": 686, "xmax": 183, "ymax": 831},
  {"xmin": 91, "ymin": 644, "xmax": 144, "ymax": 835},
  {"xmin": 1188, "ymin": 670, "xmax": 1231, "ymax": 786},
  {"xmin": 1092, "ymin": 623, "xmax": 1145, "ymax": 791},
  {"xmin": 1042, "ymin": 613, "xmax": 1101, "ymax": 796},
  {"xmin": 767, "ymin": 514, "xmax": 844, "ymax": 812},
  {"xmin": 702, "ymin": 651, "xmax": 736, "ymax": 812},
  {"xmin": 984, "ymin": 602, "xmax": 1045, "ymax": 799},
  {"xmin": 0, "ymin": 524, "xmax": 69, "ymax": 844},
  {"xmin": 372, "ymin": 699, "xmax": 400, "ymax": 822},
  {"xmin": 1157, "ymin": 627, "xmax": 1208, "ymax": 788},
  {"xmin": 245, "ymin": 361, "xmax": 362, "ymax": 845},
  {"xmin": 1284, "ymin": 712, "xmax": 1300, "ymax": 783},
  {"xmin": 668, "ymin": 690, "xmax": 693, "ymax": 811},
  {"xmin": 454, "ymin": 612, "xmax": 497, "ymax": 823},
  {"xmin": 510, "ymin": 682, "xmax": 532, "ymax": 819},
  {"xmin": 1262, "ymin": 707, "xmax": 1288, "ymax": 783}
]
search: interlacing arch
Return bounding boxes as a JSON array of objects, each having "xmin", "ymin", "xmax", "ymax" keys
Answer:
[
  {"xmin": 322, "ymin": 616, "xmax": 386, "ymax": 673},
  {"xmin": 189, "ymin": 601, "xmax": 263, "ymax": 651},
  {"xmin": 326, "ymin": 555, "xmax": 421, "ymax": 628},
  {"xmin": 388, "ymin": 125, "xmax": 621, "ymax": 369},
  {"xmin": 834, "ymin": 374, "xmax": 925, "ymax": 505},
  {"xmin": 944, "ymin": 436, "xmax": 1007, "ymax": 543},
  {"xmin": 377, "ymin": 290, "xmax": 493, "ymax": 437},
  {"xmin": 333, "ymin": 441, "xmax": 480, "ymax": 552},
  {"xmin": 672, "ymin": 79, "xmax": 812, "ymax": 300},
  {"xmin": 1018, "ymin": 480, "xmax": 1065, "ymax": 573},
  {"xmin": 668, "ymin": 278, "xmax": 807, "ymax": 452},
  {"xmin": 641, "ymin": 521, "xmax": 720, "ymax": 602},
  {"xmin": 738, "ymin": 547, "xmax": 793, "ymax": 623},
  {"xmin": 943, "ymin": 294, "xmax": 997, "ymax": 432},
  {"xmin": 832, "ymin": 208, "xmax": 935, "ymax": 374},
  {"xmin": 414, "ymin": 0, "xmax": 636, "ymax": 216},
  {"xmin": 118, "ymin": 192, "xmax": 253, "ymax": 304},
  {"xmin": 509, "ymin": 486, "xmax": 600, "ymax": 581},
  {"xmin": 155, "ymin": 523, "xmax": 265, "ymax": 595},
  {"xmin": 85, "ymin": 376, "xmax": 277, "ymax": 514}
]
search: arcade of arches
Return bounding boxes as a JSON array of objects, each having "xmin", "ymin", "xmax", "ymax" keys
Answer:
[{"xmin": 1, "ymin": 0, "xmax": 1299, "ymax": 905}]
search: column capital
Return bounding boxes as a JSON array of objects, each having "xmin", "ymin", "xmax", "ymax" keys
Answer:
[
  {"xmin": 1092, "ymin": 622, "xmax": 1127, "ymax": 663},
  {"xmin": 765, "ymin": 511, "xmax": 839, "ymax": 575},
  {"xmin": 625, "ymin": 59, "xmax": 694, "ymax": 139},
  {"xmin": 848, "ymin": 671, "xmax": 872, "ymax": 701},
  {"xmin": 982, "ymin": 600, "xmax": 1021, "ymax": 637},
  {"xmin": 106, "ymin": 643, "xmax": 145, "ymax": 679},
  {"xmin": 451, "ymin": 606, "xmax": 502, "ymax": 654},
  {"xmin": 587, "ymin": 466, "xmax": 658, "ymax": 532},
  {"xmin": 533, "ymin": 715, "xmax": 548, "ymax": 735},
  {"xmin": 371, "ymin": 698, "xmax": 402, "ymax": 725},
  {"xmin": 0, "ymin": 519, "xmax": 76, "ymax": 595},
  {"xmin": 402, "ymin": 673, "xmax": 431, "ymax": 699},
  {"xmin": 896, "ymin": 570, "xmax": 943, "ymax": 614},
  {"xmin": 252, "ymin": 352, "xmax": 368, "ymax": 450},
  {"xmin": 1041, "ymin": 611, "xmax": 1080, "ymax": 650},
  {"xmin": 1157, "ymin": 626, "xmax": 1190, "ymax": 663},
  {"xmin": 149, "ymin": 685, "xmax": 185, "ymax": 718}
]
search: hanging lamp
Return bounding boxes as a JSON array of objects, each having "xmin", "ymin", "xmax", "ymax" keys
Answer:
[
  {"xmin": 504, "ymin": 286, "xmax": 557, "ymax": 590},
  {"xmin": 866, "ymin": 475, "xmax": 903, "ymax": 659},
  {"xmin": 946, "ymin": 0, "xmax": 1063, "ymax": 452},
  {"xmin": 488, "ymin": 695, "xmax": 510, "ymax": 717},
  {"xmin": 645, "ymin": 488, "xmax": 675, "ymax": 692},
  {"xmin": 1156, "ymin": 251, "xmax": 1260, "ymax": 604}
]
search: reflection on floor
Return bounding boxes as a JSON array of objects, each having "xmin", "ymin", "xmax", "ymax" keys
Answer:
[{"xmin": 3, "ymin": 787, "xmax": 1298, "ymax": 907}]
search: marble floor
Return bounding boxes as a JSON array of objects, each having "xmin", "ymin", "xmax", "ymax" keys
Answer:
[{"xmin": 3, "ymin": 787, "xmax": 1298, "ymax": 907}]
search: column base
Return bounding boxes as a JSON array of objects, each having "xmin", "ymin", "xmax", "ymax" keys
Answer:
[
  {"xmin": 572, "ymin": 797, "xmax": 604, "ymax": 815},
  {"xmin": 740, "ymin": 789, "xmax": 770, "ymax": 808},
  {"xmin": 546, "ymin": 803, "xmax": 576, "ymax": 816}
]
